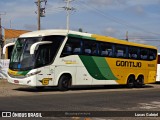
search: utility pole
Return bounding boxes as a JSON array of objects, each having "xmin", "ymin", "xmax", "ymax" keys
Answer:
[
  {"xmin": 35, "ymin": 0, "xmax": 47, "ymax": 30},
  {"xmin": 126, "ymin": 31, "xmax": 128, "ymax": 41},
  {"xmin": 63, "ymin": 0, "xmax": 75, "ymax": 31},
  {"xmin": 37, "ymin": 0, "xmax": 41, "ymax": 30}
]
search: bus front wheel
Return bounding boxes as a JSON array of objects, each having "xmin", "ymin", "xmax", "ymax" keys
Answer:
[
  {"xmin": 58, "ymin": 75, "xmax": 71, "ymax": 91},
  {"xmin": 127, "ymin": 76, "xmax": 135, "ymax": 88}
]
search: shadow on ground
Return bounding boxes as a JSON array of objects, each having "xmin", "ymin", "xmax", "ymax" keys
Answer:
[{"xmin": 13, "ymin": 84, "xmax": 154, "ymax": 93}]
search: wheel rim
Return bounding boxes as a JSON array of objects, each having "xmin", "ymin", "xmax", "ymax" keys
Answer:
[
  {"xmin": 62, "ymin": 76, "xmax": 70, "ymax": 89},
  {"xmin": 62, "ymin": 80, "xmax": 69, "ymax": 88},
  {"xmin": 127, "ymin": 77, "xmax": 134, "ymax": 88}
]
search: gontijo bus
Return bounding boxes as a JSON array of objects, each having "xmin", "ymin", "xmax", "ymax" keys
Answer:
[{"xmin": 3, "ymin": 29, "xmax": 157, "ymax": 90}]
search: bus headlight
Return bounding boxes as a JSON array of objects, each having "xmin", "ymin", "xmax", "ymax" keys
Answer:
[{"xmin": 25, "ymin": 71, "xmax": 41, "ymax": 77}]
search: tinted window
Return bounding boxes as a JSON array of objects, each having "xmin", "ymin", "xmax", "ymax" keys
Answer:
[
  {"xmin": 140, "ymin": 48, "xmax": 148, "ymax": 60},
  {"xmin": 115, "ymin": 45, "xmax": 127, "ymax": 58},
  {"xmin": 60, "ymin": 36, "xmax": 157, "ymax": 61},
  {"xmin": 128, "ymin": 47, "xmax": 139, "ymax": 59},
  {"xmin": 148, "ymin": 49, "xmax": 157, "ymax": 60},
  {"xmin": 158, "ymin": 55, "xmax": 160, "ymax": 64},
  {"xmin": 82, "ymin": 40, "xmax": 97, "ymax": 55},
  {"xmin": 99, "ymin": 42, "xmax": 113, "ymax": 57},
  {"xmin": 61, "ymin": 37, "xmax": 81, "ymax": 57}
]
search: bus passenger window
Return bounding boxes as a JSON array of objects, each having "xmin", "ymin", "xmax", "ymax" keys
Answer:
[
  {"xmin": 73, "ymin": 48, "xmax": 81, "ymax": 54},
  {"xmin": 101, "ymin": 51, "xmax": 108, "ymax": 56},
  {"xmin": 115, "ymin": 45, "xmax": 127, "ymax": 58},
  {"xmin": 61, "ymin": 37, "xmax": 81, "ymax": 57},
  {"xmin": 140, "ymin": 49, "xmax": 148, "ymax": 60},
  {"xmin": 99, "ymin": 42, "xmax": 112, "ymax": 57},
  {"xmin": 82, "ymin": 40, "xmax": 97, "ymax": 56},
  {"xmin": 128, "ymin": 47, "xmax": 139, "ymax": 59},
  {"xmin": 85, "ymin": 49, "xmax": 91, "ymax": 54},
  {"xmin": 149, "ymin": 49, "xmax": 157, "ymax": 60},
  {"xmin": 64, "ymin": 45, "xmax": 72, "ymax": 54}
]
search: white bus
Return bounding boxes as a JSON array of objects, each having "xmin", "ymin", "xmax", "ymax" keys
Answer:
[
  {"xmin": 3, "ymin": 29, "xmax": 157, "ymax": 90},
  {"xmin": 156, "ymin": 53, "xmax": 160, "ymax": 81}
]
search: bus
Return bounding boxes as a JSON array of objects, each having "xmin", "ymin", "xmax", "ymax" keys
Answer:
[
  {"xmin": 3, "ymin": 29, "xmax": 157, "ymax": 90},
  {"xmin": 156, "ymin": 53, "xmax": 160, "ymax": 82}
]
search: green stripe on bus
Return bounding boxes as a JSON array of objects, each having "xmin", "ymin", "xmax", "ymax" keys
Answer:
[
  {"xmin": 18, "ymin": 70, "xmax": 30, "ymax": 76},
  {"xmin": 68, "ymin": 34, "xmax": 96, "ymax": 41},
  {"xmin": 79, "ymin": 56, "xmax": 106, "ymax": 80},
  {"xmin": 79, "ymin": 56, "xmax": 118, "ymax": 80},
  {"xmin": 92, "ymin": 57, "xmax": 118, "ymax": 80}
]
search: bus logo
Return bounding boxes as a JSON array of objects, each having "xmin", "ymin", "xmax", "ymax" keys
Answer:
[
  {"xmin": 39, "ymin": 78, "xmax": 52, "ymax": 85},
  {"xmin": 116, "ymin": 60, "xmax": 142, "ymax": 68}
]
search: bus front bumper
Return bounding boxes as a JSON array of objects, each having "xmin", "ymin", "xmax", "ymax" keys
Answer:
[{"xmin": 7, "ymin": 75, "xmax": 37, "ymax": 87}]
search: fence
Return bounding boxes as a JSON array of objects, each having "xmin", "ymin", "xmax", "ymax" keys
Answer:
[{"xmin": 0, "ymin": 59, "xmax": 10, "ymax": 79}]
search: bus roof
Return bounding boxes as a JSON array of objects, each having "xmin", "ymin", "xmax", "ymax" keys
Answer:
[
  {"xmin": 92, "ymin": 34, "xmax": 157, "ymax": 49},
  {"xmin": 19, "ymin": 29, "xmax": 91, "ymax": 38},
  {"xmin": 19, "ymin": 29, "xmax": 157, "ymax": 50}
]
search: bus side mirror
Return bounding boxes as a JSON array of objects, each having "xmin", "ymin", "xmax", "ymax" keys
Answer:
[
  {"xmin": 3, "ymin": 43, "xmax": 15, "ymax": 54},
  {"xmin": 30, "ymin": 41, "xmax": 52, "ymax": 55}
]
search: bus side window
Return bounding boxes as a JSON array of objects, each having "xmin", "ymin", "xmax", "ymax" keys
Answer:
[
  {"xmin": 85, "ymin": 49, "xmax": 91, "ymax": 54},
  {"xmin": 65, "ymin": 45, "xmax": 72, "ymax": 54},
  {"xmin": 61, "ymin": 37, "xmax": 81, "ymax": 57},
  {"xmin": 158, "ymin": 54, "xmax": 160, "ymax": 64},
  {"xmin": 73, "ymin": 48, "xmax": 81, "ymax": 54},
  {"xmin": 149, "ymin": 49, "xmax": 157, "ymax": 60},
  {"xmin": 115, "ymin": 45, "xmax": 126, "ymax": 58},
  {"xmin": 140, "ymin": 49, "xmax": 148, "ymax": 60},
  {"xmin": 128, "ymin": 47, "xmax": 138, "ymax": 59},
  {"xmin": 82, "ymin": 40, "xmax": 97, "ymax": 56},
  {"xmin": 101, "ymin": 50, "xmax": 108, "ymax": 56},
  {"xmin": 99, "ymin": 42, "xmax": 112, "ymax": 57}
]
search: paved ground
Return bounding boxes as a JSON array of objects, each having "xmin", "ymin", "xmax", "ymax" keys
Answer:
[
  {"xmin": 1, "ymin": 79, "xmax": 160, "ymax": 120},
  {"xmin": 1, "ymin": 79, "xmax": 160, "ymax": 97}
]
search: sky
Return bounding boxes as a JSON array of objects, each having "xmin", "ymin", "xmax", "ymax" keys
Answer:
[{"xmin": 1, "ymin": 0, "xmax": 160, "ymax": 51}]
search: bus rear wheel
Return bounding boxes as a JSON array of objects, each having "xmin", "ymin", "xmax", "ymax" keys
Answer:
[
  {"xmin": 58, "ymin": 75, "xmax": 71, "ymax": 91},
  {"xmin": 127, "ymin": 76, "xmax": 135, "ymax": 88},
  {"xmin": 135, "ymin": 76, "xmax": 144, "ymax": 88}
]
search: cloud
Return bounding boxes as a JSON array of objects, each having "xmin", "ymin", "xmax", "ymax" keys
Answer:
[
  {"xmin": 102, "ymin": 27, "xmax": 119, "ymax": 36},
  {"xmin": 87, "ymin": 0, "xmax": 160, "ymax": 7},
  {"xmin": 127, "ymin": 0, "xmax": 160, "ymax": 6},
  {"xmin": 86, "ymin": 0, "xmax": 127, "ymax": 7},
  {"xmin": 125, "ymin": 5, "xmax": 146, "ymax": 16}
]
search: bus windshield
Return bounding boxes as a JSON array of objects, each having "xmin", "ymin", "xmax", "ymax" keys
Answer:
[
  {"xmin": 9, "ymin": 36, "xmax": 65, "ymax": 71},
  {"xmin": 10, "ymin": 37, "xmax": 42, "ymax": 70}
]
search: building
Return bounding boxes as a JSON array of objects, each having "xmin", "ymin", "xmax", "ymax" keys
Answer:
[{"xmin": 3, "ymin": 29, "xmax": 30, "ymax": 59}]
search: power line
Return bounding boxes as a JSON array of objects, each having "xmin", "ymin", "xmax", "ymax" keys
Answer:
[{"xmin": 77, "ymin": 1, "xmax": 160, "ymax": 36}]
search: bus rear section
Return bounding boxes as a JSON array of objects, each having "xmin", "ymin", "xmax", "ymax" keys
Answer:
[{"xmin": 156, "ymin": 53, "xmax": 160, "ymax": 82}]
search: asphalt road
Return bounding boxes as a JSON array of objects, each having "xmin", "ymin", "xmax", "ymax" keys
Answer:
[{"xmin": 0, "ymin": 79, "xmax": 160, "ymax": 120}]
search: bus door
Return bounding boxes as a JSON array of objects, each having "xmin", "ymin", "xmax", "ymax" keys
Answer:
[{"xmin": 35, "ymin": 44, "xmax": 54, "ymax": 86}]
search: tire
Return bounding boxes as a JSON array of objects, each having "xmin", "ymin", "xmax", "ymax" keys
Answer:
[
  {"xmin": 127, "ymin": 76, "xmax": 135, "ymax": 88},
  {"xmin": 58, "ymin": 75, "xmax": 71, "ymax": 91},
  {"xmin": 135, "ymin": 76, "xmax": 144, "ymax": 88}
]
